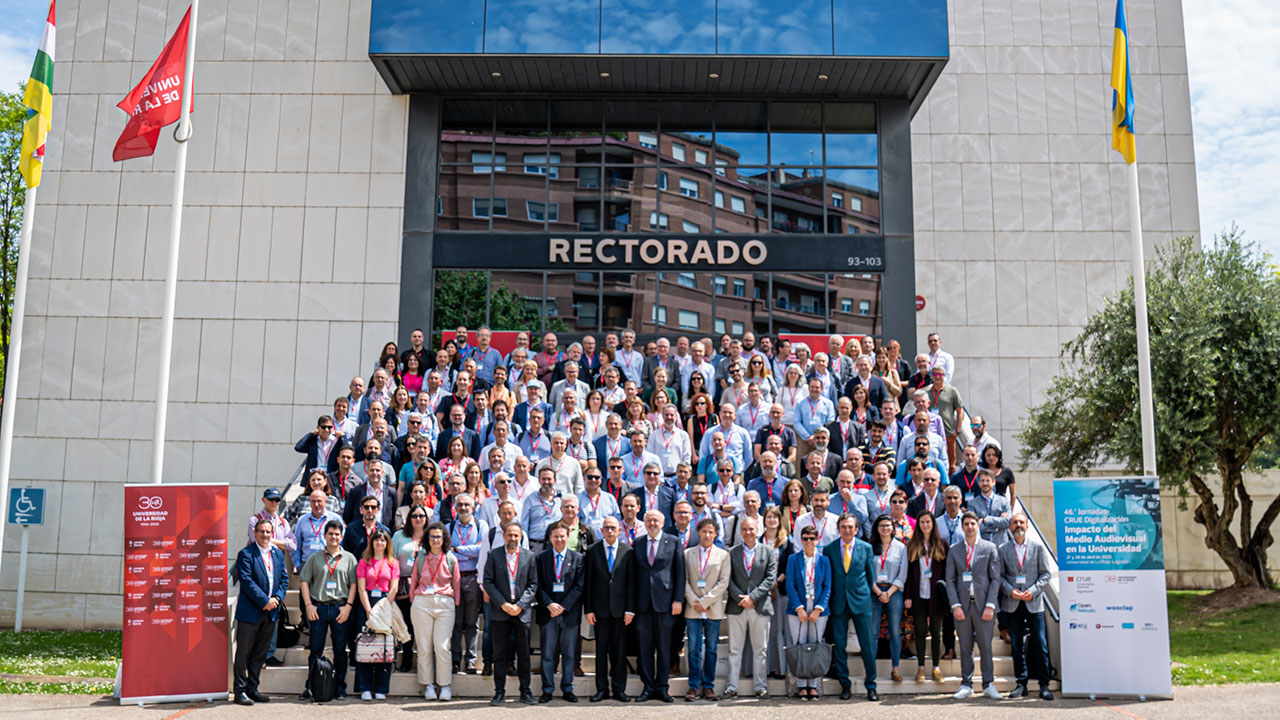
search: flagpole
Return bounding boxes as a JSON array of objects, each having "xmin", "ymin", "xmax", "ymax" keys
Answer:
[
  {"xmin": 0, "ymin": 188, "xmax": 39, "ymax": 568},
  {"xmin": 150, "ymin": 0, "xmax": 198, "ymax": 485},
  {"xmin": 1127, "ymin": 160, "xmax": 1157, "ymax": 476}
]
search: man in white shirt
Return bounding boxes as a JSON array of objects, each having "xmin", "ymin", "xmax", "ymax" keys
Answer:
[
  {"xmin": 792, "ymin": 487, "xmax": 840, "ymax": 550},
  {"xmin": 926, "ymin": 332, "xmax": 955, "ymax": 384},
  {"xmin": 736, "ymin": 383, "xmax": 769, "ymax": 437},
  {"xmin": 651, "ymin": 404, "xmax": 693, "ymax": 477},
  {"xmin": 480, "ymin": 420, "xmax": 524, "ymax": 474},
  {"xmin": 578, "ymin": 467, "xmax": 621, "ymax": 533},
  {"xmin": 697, "ymin": 403, "xmax": 753, "ymax": 473},
  {"xmin": 536, "ymin": 432, "xmax": 585, "ymax": 499},
  {"xmin": 681, "ymin": 341, "xmax": 716, "ymax": 396}
]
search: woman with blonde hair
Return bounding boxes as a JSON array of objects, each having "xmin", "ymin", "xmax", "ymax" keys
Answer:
[
  {"xmin": 743, "ymin": 353, "xmax": 777, "ymax": 403},
  {"xmin": 778, "ymin": 363, "xmax": 806, "ymax": 426},
  {"xmin": 872, "ymin": 347, "xmax": 903, "ymax": 399},
  {"xmin": 513, "ymin": 359, "xmax": 540, "ymax": 404}
]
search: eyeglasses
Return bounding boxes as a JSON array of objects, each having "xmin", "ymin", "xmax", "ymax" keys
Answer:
[{"xmin": 363, "ymin": 504, "xmax": 380, "ymax": 510}]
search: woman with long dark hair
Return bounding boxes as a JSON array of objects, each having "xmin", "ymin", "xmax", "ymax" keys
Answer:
[
  {"xmin": 904, "ymin": 510, "xmax": 949, "ymax": 682},
  {"xmin": 869, "ymin": 514, "xmax": 909, "ymax": 683},
  {"xmin": 409, "ymin": 522, "xmax": 460, "ymax": 701},
  {"xmin": 355, "ymin": 529, "xmax": 398, "ymax": 700}
]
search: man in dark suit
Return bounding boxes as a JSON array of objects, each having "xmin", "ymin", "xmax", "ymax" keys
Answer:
[
  {"xmin": 821, "ymin": 513, "xmax": 880, "ymax": 702},
  {"xmin": 906, "ymin": 467, "xmax": 946, "ymax": 520},
  {"xmin": 232, "ymin": 518, "xmax": 289, "ymax": 705},
  {"xmin": 294, "ymin": 415, "xmax": 350, "ymax": 474},
  {"xmin": 641, "ymin": 338, "xmax": 680, "ymax": 391},
  {"xmin": 435, "ymin": 403, "xmax": 482, "ymax": 462},
  {"xmin": 482, "ymin": 521, "xmax": 539, "ymax": 705},
  {"xmin": 536, "ymin": 522, "xmax": 585, "ymax": 703},
  {"xmin": 842, "ymin": 355, "xmax": 888, "ymax": 409},
  {"xmin": 627, "ymin": 509, "xmax": 685, "ymax": 703},
  {"xmin": 628, "ymin": 462, "xmax": 676, "ymax": 531},
  {"xmin": 724, "ymin": 515, "xmax": 777, "ymax": 699},
  {"xmin": 342, "ymin": 461, "xmax": 397, "ymax": 530},
  {"xmin": 584, "ymin": 516, "xmax": 634, "ymax": 702},
  {"xmin": 512, "ymin": 381, "xmax": 552, "ymax": 430}
]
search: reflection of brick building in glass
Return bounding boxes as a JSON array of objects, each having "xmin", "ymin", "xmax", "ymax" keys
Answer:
[{"xmin": 438, "ymin": 131, "xmax": 882, "ymax": 336}]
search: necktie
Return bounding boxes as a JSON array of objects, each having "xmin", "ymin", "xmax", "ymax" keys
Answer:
[
  {"xmin": 843, "ymin": 543, "xmax": 851, "ymax": 572},
  {"xmin": 607, "ymin": 545, "xmax": 615, "ymax": 573},
  {"xmin": 648, "ymin": 538, "xmax": 656, "ymax": 565}
]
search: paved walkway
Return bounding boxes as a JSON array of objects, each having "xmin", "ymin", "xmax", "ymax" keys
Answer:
[{"xmin": 2, "ymin": 683, "xmax": 1276, "ymax": 719}]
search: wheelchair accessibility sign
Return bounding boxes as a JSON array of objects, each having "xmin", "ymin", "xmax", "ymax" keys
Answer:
[{"xmin": 8, "ymin": 487, "xmax": 44, "ymax": 526}]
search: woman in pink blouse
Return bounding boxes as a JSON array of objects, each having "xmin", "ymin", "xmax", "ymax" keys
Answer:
[
  {"xmin": 355, "ymin": 530, "xmax": 398, "ymax": 700},
  {"xmin": 409, "ymin": 521, "xmax": 461, "ymax": 702}
]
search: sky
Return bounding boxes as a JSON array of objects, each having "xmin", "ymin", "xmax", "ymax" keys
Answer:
[{"xmin": 0, "ymin": 1, "xmax": 1275, "ymax": 256}]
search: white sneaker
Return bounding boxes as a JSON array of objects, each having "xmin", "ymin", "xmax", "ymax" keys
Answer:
[
  {"xmin": 983, "ymin": 685, "xmax": 1004, "ymax": 700},
  {"xmin": 439, "ymin": 686, "xmax": 452, "ymax": 701},
  {"xmin": 375, "ymin": 693, "xmax": 387, "ymax": 700},
  {"xmin": 361, "ymin": 691, "xmax": 373, "ymax": 701},
  {"xmin": 953, "ymin": 685, "xmax": 973, "ymax": 700},
  {"xmin": 424, "ymin": 685, "xmax": 438, "ymax": 701}
]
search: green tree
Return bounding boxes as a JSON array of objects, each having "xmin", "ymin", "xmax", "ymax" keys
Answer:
[
  {"xmin": 0, "ymin": 87, "xmax": 28, "ymax": 415},
  {"xmin": 431, "ymin": 271, "xmax": 566, "ymax": 349},
  {"xmin": 1018, "ymin": 232, "xmax": 1280, "ymax": 589}
]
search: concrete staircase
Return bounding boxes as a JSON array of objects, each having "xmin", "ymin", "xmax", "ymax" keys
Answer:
[{"xmin": 253, "ymin": 589, "xmax": 1058, "ymax": 698}]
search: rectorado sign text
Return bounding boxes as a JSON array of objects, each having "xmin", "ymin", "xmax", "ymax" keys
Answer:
[{"xmin": 433, "ymin": 232, "xmax": 886, "ymax": 273}]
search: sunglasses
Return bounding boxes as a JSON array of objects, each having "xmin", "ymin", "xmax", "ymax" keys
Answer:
[
  {"xmin": 410, "ymin": 514, "xmax": 427, "ymax": 520},
  {"xmin": 320, "ymin": 425, "xmax": 333, "ymax": 430},
  {"xmin": 890, "ymin": 499, "xmax": 906, "ymax": 505},
  {"xmin": 644, "ymin": 471, "xmax": 660, "ymax": 476}
]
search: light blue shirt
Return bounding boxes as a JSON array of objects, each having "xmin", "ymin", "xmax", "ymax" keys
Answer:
[
  {"xmin": 897, "ymin": 429, "xmax": 950, "ymax": 469},
  {"xmin": 450, "ymin": 517, "xmax": 487, "ymax": 571},
  {"xmin": 681, "ymin": 361, "xmax": 716, "ymax": 396},
  {"xmin": 615, "ymin": 347, "xmax": 645, "ymax": 384},
  {"xmin": 736, "ymin": 401, "xmax": 770, "ymax": 436},
  {"xmin": 697, "ymin": 423, "xmax": 753, "ymax": 474},
  {"xmin": 520, "ymin": 492, "xmax": 563, "ymax": 543},
  {"xmin": 292, "ymin": 510, "xmax": 342, "ymax": 567},
  {"xmin": 874, "ymin": 538, "xmax": 909, "ymax": 590},
  {"xmin": 471, "ymin": 347, "xmax": 504, "ymax": 384},
  {"xmin": 578, "ymin": 490, "xmax": 621, "ymax": 532},
  {"xmin": 793, "ymin": 394, "xmax": 836, "ymax": 441},
  {"xmin": 620, "ymin": 450, "xmax": 663, "ymax": 486},
  {"xmin": 519, "ymin": 430, "xmax": 553, "ymax": 464}
]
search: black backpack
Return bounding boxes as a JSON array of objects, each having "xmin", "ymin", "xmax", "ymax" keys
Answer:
[{"xmin": 308, "ymin": 655, "xmax": 337, "ymax": 703}]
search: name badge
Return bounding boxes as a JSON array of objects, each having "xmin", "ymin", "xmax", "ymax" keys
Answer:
[
  {"xmin": 1015, "ymin": 575, "xmax": 1027, "ymax": 586},
  {"xmin": 876, "ymin": 573, "xmax": 889, "ymax": 584},
  {"xmin": 696, "ymin": 580, "xmax": 707, "ymax": 589},
  {"xmin": 961, "ymin": 572, "xmax": 973, "ymax": 583},
  {"xmin": 922, "ymin": 569, "xmax": 932, "ymax": 578},
  {"xmin": 422, "ymin": 586, "xmax": 436, "ymax": 595},
  {"xmin": 553, "ymin": 583, "xmax": 565, "ymax": 593},
  {"xmin": 326, "ymin": 581, "xmax": 338, "ymax": 590}
]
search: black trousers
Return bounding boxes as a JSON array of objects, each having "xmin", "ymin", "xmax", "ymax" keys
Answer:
[
  {"xmin": 453, "ymin": 572, "xmax": 481, "ymax": 667},
  {"xmin": 491, "ymin": 616, "xmax": 532, "ymax": 694},
  {"xmin": 634, "ymin": 611, "xmax": 675, "ymax": 694},
  {"xmin": 593, "ymin": 616, "xmax": 629, "ymax": 696},
  {"xmin": 233, "ymin": 615, "xmax": 275, "ymax": 695}
]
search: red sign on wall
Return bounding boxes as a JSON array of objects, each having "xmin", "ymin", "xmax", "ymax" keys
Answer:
[{"xmin": 121, "ymin": 484, "xmax": 229, "ymax": 704}]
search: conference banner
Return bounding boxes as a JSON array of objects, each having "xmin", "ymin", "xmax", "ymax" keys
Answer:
[
  {"xmin": 1055, "ymin": 476, "xmax": 1172, "ymax": 698},
  {"xmin": 122, "ymin": 483, "xmax": 230, "ymax": 704}
]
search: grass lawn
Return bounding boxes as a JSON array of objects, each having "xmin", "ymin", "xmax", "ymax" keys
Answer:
[
  {"xmin": 0, "ymin": 630, "xmax": 119, "ymax": 695},
  {"xmin": 1168, "ymin": 590, "xmax": 1280, "ymax": 685}
]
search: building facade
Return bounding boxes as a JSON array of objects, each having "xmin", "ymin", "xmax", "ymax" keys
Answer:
[{"xmin": 0, "ymin": 0, "xmax": 1199, "ymax": 627}]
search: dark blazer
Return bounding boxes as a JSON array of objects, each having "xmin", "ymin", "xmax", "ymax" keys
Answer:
[
  {"xmin": 583, "ymin": 541, "xmax": 633, "ymax": 619},
  {"xmin": 593, "ymin": 433, "xmax": 630, "ymax": 464},
  {"xmin": 513, "ymin": 401, "xmax": 553, "ymax": 432},
  {"xmin": 842, "ymin": 375, "xmax": 888, "ymax": 409},
  {"xmin": 821, "ymin": 537, "xmax": 877, "ymax": 616},
  {"xmin": 341, "ymin": 520, "xmax": 391, "ymax": 559},
  {"xmin": 342, "ymin": 481, "xmax": 397, "ymax": 529},
  {"xmin": 801, "ymin": 449, "xmax": 843, "ymax": 481},
  {"xmin": 535, "ymin": 547, "xmax": 585, "ymax": 624},
  {"xmin": 826, "ymin": 418, "xmax": 868, "ymax": 461},
  {"xmin": 904, "ymin": 552, "xmax": 950, "ymax": 615},
  {"xmin": 628, "ymin": 532, "xmax": 686, "ymax": 614},
  {"xmin": 906, "ymin": 490, "xmax": 946, "ymax": 521},
  {"xmin": 295, "ymin": 433, "xmax": 350, "ymax": 474},
  {"xmin": 628, "ymin": 484, "xmax": 676, "ymax": 531},
  {"xmin": 641, "ymin": 354, "xmax": 680, "ymax": 390},
  {"xmin": 726, "ymin": 543, "xmax": 778, "ymax": 616},
  {"xmin": 434, "ymin": 427, "xmax": 481, "ymax": 462},
  {"xmin": 665, "ymin": 525, "xmax": 700, "ymax": 551},
  {"xmin": 482, "ymin": 545, "xmax": 539, "ymax": 624},
  {"xmin": 234, "ymin": 543, "xmax": 288, "ymax": 623}
]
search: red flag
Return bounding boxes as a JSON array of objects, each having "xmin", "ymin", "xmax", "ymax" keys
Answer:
[{"xmin": 113, "ymin": 7, "xmax": 194, "ymax": 161}]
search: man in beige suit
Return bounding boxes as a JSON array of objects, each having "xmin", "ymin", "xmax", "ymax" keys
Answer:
[{"xmin": 683, "ymin": 518, "xmax": 731, "ymax": 701}]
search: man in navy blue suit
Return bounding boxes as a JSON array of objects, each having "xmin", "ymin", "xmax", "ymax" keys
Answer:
[
  {"xmin": 435, "ymin": 403, "xmax": 481, "ymax": 461},
  {"xmin": 294, "ymin": 415, "xmax": 349, "ymax": 473},
  {"xmin": 628, "ymin": 462, "xmax": 675, "ymax": 531},
  {"xmin": 627, "ymin": 509, "xmax": 685, "ymax": 703},
  {"xmin": 233, "ymin": 518, "xmax": 289, "ymax": 705},
  {"xmin": 842, "ymin": 356, "xmax": 888, "ymax": 410}
]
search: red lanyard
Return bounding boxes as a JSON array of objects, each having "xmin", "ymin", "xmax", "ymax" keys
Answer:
[
  {"xmin": 607, "ymin": 437, "xmax": 621, "ymax": 458},
  {"xmin": 959, "ymin": 471, "xmax": 978, "ymax": 493},
  {"xmin": 807, "ymin": 397, "xmax": 819, "ymax": 418},
  {"xmin": 660, "ymin": 428, "xmax": 675, "ymax": 451},
  {"xmin": 1016, "ymin": 543, "xmax": 1027, "ymax": 570},
  {"xmin": 804, "ymin": 556, "xmax": 816, "ymax": 587},
  {"xmin": 695, "ymin": 415, "xmax": 709, "ymax": 438},
  {"xmin": 815, "ymin": 515, "xmax": 828, "ymax": 538},
  {"xmin": 554, "ymin": 553, "xmax": 565, "ymax": 582},
  {"xmin": 931, "ymin": 387, "xmax": 942, "ymax": 406},
  {"xmin": 744, "ymin": 547, "xmax": 754, "ymax": 574},
  {"xmin": 263, "ymin": 549, "xmax": 272, "ymax": 576},
  {"xmin": 925, "ymin": 492, "xmax": 937, "ymax": 513},
  {"xmin": 625, "ymin": 523, "xmax": 637, "ymax": 543},
  {"xmin": 965, "ymin": 543, "xmax": 975, "ymax": 570},
  {"xmin": 747, "ymin": 403, "xmax": 760, "ymax": 426},
  {"xmin": 426, "ymin": 552, "xmax": 448, "ymax": 584},
  {"xmin": 631, "ymin": 455, "xmax": 644, "ymax": 480},
  {"xmin": 506, "ymin": 550, "xmax": 520, "ymax": 582},
  {"xmin": 537, "ymin": 493, "xmax": 556, "ymax": 515},
  {"xmin": 325, "ymin": 553, "xmax": 341, "ymax": 577},
  {"xmin": 308, "ymin": 514, "xmax": 323, "ymax": 537},
  {"xmin": 530, "ymin": 433, "xmax": 543, "ymax": 454},
  {"xmin": 456, "ymin": 522, "xmax": 473, "ymax": 547},
  {"xmin": 587, "ymin": 492, "xmax": 601, "ymax": 515},
  {"xmin": 698, "ymin": 547, "xmax": 711, "ymax": 577},
  {"xmin": 453, "ymin": 393, "xmax": 472, "ymax": 413}
]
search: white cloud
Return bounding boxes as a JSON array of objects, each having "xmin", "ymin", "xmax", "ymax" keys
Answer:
[
  {"xmin": 0, "ymin": 30, "xmax": 33, "ymax": 95},
  {"xmin": 1184, "ymin": 2, "xmax": 1280, "ymax": 256}
]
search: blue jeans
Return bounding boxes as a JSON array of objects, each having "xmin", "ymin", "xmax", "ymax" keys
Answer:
[
  {"xmin": 1008, "ymin": 604, "xmax": 1050, "ymax": 688},
  {"xmin": 686, "ymin": 619, "xmax": 721, "ymax": 690},
  {"xmin": 308, "ymin": 604, "xmax": 350, "ymax": 693},
  {"xmin": 870, "ymin": 587, "xmax": 904, "ymax": 666},
  {"xmin": 539, "ymin": 614, "xmax": 577, "ymax": 695}
]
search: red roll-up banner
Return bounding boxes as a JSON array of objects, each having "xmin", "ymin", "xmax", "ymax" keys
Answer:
[{"xmin": 122, "ymin": 483, "xmax": 229, "ymax": 704}]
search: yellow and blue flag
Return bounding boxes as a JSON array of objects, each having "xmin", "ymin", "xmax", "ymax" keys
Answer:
[{"xmin": 1111, "ymin": 0, "xmax": 1136, "ymax": 164}]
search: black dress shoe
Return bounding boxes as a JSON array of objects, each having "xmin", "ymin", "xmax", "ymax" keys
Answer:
[
  {"xmin": 656, "ymin": 692, "xmax": 674, "ymax": 703},
  {"xmin": 520, "ymin": 691, "xmax": 536, "ymax": 704},
  {"xmin": 866, "ymin": 689, "xmax": 880, "ymax": 702},
  {"xmin": 264, "ymin": 656, "xmax": 284, "ymax": 667},
  {"xmin": 247, "ymin": 691, "xmax": 270, "ymax": 703},
  {"xmin": 636, "ymin": 691, "xmax": 652, "ymax": 703},
  {"xmin": 839, "ymin": 688, "xmax": 852, "ymax": 700},
  {"xmin": 298, "ymin": 689, "xmax": 312, "ymax": 701},
  {"xmin": 490, "ymin": 692, "xmax": 506, "ymax": 706},
  {"xmin": 615, "ymin": 693, "xmax": 632, "ymax": 702},
  {"xmin": 234, "ymin": 693, "xmax": 254, "ymax": 706},
  {"xmin": 539, "ymin": 694, "xmax": 553, "ymax": 704},
  {"xmin": 564, "ymin": 692, "xmax": 578, "ymax": 703},
  {"xmin": 590, "ymin": 691, "xmax": 609, "ymax": 702},
  {"xmin": 1009, "ymin": 685, "xmax": 1027, "ymax": 699},
  {"xmin": 1039, "ymin": 687, "xmax": 1055, "ymax": 701}
]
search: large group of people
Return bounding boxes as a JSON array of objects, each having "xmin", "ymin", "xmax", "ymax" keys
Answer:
[{"xmin": 231, "ymin": 326, "xmax": 1053, "ymax": 705}]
